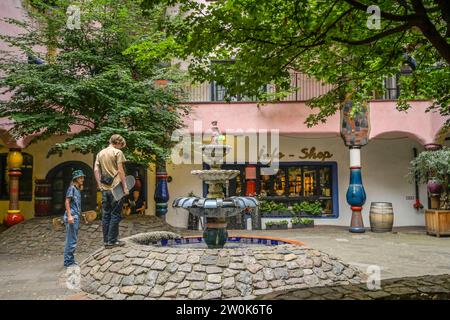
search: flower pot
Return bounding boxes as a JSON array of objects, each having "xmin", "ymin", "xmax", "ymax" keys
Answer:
[
  {"xmin": 425, "ymin": 209, "xmax": 450, "ymax": 237},
  {"xmin": 265, "ymin": 224, "xmax": 288, "ymax": 230},
  {"xmin": 292, "ymin": 222, "xmax": 314, "ymax": 229},
  {"xmin": 427, "ymin": 178, "xmax": 443, "ymax": 196},
  {"xmin": 430, "ymin": 195, "xmax": 440, "ymax": 210}
]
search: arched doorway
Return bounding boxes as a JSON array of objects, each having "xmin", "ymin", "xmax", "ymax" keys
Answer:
[{"xmin": 46, "ymin": 161, "xmax": 96, "ymax": 215}]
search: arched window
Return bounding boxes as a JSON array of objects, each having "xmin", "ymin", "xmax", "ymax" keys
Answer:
[
  {"xmin": 0, "ymin": 152, "xmax": 33, "ymax": 201},
  {"xmin": 46, "ymin": 161, "xmax": 96, "ymax": 214}
]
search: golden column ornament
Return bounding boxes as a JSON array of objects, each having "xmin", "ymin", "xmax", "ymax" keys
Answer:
[{"xmin": 3, "ymin": 149, "xmax": 25, "ymax": 227}]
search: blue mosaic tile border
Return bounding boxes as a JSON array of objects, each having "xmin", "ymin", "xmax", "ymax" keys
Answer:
[{"xmin": 152, "ymin": 237, "xmax": 289, "ymax": 247}]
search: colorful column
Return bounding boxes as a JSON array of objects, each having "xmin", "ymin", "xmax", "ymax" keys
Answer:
[
  {"xmin": 154, "ymin": 162, "xmax": 169, "ymax": 217},
  {"xmin": 3, "ymin": 149, "xmax": 25, "ymax": 227},
  {"xmin": 347, "ymin": 147, "xmax": 366, "ymax": 233},
  {"xmin": 340, "ymin": 94, "xmax": 370, "ymax": 233}
]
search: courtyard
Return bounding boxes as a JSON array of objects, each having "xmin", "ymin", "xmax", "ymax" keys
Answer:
[
  {"xmin": 0, "ymin": 216, "xmax": 449, "ymax": 300},
  {"xmin": 0, "ymin": 0, "xmax": 449, "ymax": 304}
]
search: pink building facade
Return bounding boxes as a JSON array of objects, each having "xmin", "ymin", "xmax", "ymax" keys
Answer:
[{"xmin": 0, "ymin": 0, "xmax": 448, "ymax": 229}]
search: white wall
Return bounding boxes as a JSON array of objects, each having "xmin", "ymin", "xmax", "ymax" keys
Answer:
[
  {"xmin": 165, "ymin": 135, "xmax": 428, "ymax": 228},
  {"xmin": 165, "ymin": 163, "xmax": 203, "ymax": 228}
]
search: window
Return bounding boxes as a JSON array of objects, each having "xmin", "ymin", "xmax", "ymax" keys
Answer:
[
  {"xmin": 215, "ymin": 162, "xmax": 339, "ymax": 217},
  {"xmin": 210, "ymin": 61, "xmax": 267, "ymax": 102},
  {"xmin": 0, "ymin": 153, "xmax": 33, "ymax": 201}
]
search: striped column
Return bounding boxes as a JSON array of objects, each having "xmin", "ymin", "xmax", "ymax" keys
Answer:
[
  {"xmin": 154, "ymin": 162, "xmax": 169, "ymax": 217},
  {"xmin": 347, "ymin": 147, "xmax": 366, "ymax": 233},
  {"xmin": 4, "ymin": 149, "xmax": 25, "ymax": 227}
]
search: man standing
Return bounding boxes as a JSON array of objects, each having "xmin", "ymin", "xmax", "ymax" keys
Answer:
[{"xmin": 94, "ymin": 134, "xmax": 129, "ymax": 247}]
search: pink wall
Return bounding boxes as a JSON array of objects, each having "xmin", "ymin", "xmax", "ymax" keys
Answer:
[
  {"xmin": 184, "ymin": 100, "xmax": 448, "ymax": 145},
  {"xmin": 1, "ymin": 1, "xmax": 448, "ymax": 148}
]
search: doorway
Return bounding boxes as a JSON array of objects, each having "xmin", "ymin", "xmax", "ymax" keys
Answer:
[{"xmin": 46, "ymin": 161, "xmax": 96, "ymax": 215}]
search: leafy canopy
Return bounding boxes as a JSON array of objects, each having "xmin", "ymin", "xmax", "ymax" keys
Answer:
[
  {"xmin": 0, "ymin": 0, "xmax": 188, "ymax": 164},
  {"xmin": 159, "ymin": 0, "xmax": 449, "ymax": 128}
]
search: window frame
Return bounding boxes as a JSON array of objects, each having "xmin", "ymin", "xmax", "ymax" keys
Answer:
[
  {"xmin": 202, "ymin": 161, "xmax": 339, "ymax": 218},
  {"xmin": 0, "ymin": 152, "xmax": 33, "ymax": 201}
]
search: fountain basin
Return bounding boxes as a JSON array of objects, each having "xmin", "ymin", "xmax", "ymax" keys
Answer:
[
  {"xmin": 191, "ymin": 169, "xmax": 240, "ymax": 182},
  {"xmin": 80, "ymin": 232, "xmax": 366, "ymax": 300}
]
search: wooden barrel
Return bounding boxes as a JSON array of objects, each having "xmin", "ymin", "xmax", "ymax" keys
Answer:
[
  {"xmin": 35, "ymin": 179, "xmax": 51, "ymax": 197},
  {"xmin": 35, "ymin": 197, "xmax": 52, "ymax": 217},
  {"xmin": 369, "ymin": 202, "xmax": 394, "ymax": 232},
  {"xmin": 35, "ymin": 179, "xmax": 53, "ymax": 217}
]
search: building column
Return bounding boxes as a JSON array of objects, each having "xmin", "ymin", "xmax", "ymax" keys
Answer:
[
  {"xmin": 347, "ymin": 147, "xmax": 366, "ymax": 233},
  {"xmin": 3, "ymin": 149, "xmax": 25, "ymax": 227},
  {"xmin": 154, "ymin": 161, "xmax": 169, "ymax": 218},
  {"xmin": 340, "ymin": 94, "xmax": 370, "ymax": 233}
]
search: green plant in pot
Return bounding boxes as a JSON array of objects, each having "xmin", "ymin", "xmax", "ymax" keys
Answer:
[
  {"xmin": 408, "ymin": 147, "xmax": 450, "ymax": 210},
  {"xmin": 259, "ymin": 200, "xmax": 290, "ymax": 214},
  {"xmin": 292, "ymin": 201, "xmax": 323, "ymax": 216}
]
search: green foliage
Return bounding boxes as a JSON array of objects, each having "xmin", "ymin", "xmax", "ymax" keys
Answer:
[
  {"xmin": 265, "ymin": 220, "xmax": 288, "ymax": 227},
  {"xmin": 408, "ymin": 147, "xmax": 450, "ymax": 187},
  {"xmin": 0, "ymin": 0, "xmax": 189, "ymax": 164},
  {"xmin": 291, "ymin": 217, "xmax": 314, "ymax": 225},
  {"xmin": 162, "ymin": 0, "xmax": 450, "ymax": 128},
  {"xmin": 292, "ymin": 201, "xmax": 323, "ymax": 216},
  {"xmin": 259, "ymin": 200, "xmax": 289, "ymax": 213}
]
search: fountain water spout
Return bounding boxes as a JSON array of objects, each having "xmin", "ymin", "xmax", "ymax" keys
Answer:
[{"xmin": 172, "ymin": 121, "xmax": 258, "ymax": 248}]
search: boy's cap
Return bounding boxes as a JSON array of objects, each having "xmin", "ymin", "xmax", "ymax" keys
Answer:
[{"xmin": 72, "ymin": 169, "xmax": 85, "ymax": 180}]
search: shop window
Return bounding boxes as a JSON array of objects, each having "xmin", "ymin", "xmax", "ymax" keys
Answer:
[
  {"xmin": 218, "ymin": 162, "xmax": 339, "ymax": 217},
  {"xmin": 0, "ymin": 153, "xmax": 33, "ymax": 201}
]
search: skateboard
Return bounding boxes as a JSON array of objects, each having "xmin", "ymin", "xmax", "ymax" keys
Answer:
[{"xmin": 112, "ymin": 175, "xmax": 135, "ymax": 201}]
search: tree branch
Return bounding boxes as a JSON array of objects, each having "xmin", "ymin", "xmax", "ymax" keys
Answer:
[
  {"xmin": 331, "ymin": 23, "xmax": 411, "ymax": 45},
  {"xmin": 411, "ymin": 0, "xmax": 450, "ymax": 64},
  {"xmin": 344, "ymin": 0, "xmax": 418, "ymax": 22}
]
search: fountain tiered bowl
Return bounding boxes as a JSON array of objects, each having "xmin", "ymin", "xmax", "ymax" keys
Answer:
[{"xmin": 173, "ymin": 140, "xmax": 258, "ymax": 248}]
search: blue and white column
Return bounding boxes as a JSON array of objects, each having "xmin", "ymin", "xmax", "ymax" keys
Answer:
[{"xmin": 347, "ymin": 147, "xmax": 367, "ymax": 233}]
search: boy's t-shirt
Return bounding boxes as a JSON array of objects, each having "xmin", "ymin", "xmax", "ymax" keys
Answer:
[
  {"xmin": 95, "ymin": 145, "xmax": 127, "ymax": 190},
  {"xmin": 65, "ymin": 184, "xmax": 82, "ymax": 216}
]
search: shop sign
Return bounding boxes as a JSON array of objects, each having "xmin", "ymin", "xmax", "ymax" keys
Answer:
[{"xmin": 298, "ymin": 147, "xmax": 333, "ymax": 161}]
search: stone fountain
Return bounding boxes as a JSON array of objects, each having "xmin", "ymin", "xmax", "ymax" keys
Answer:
[{"xmin": 172, "ymin": 121, "xmax": 258, "ymax": 248}]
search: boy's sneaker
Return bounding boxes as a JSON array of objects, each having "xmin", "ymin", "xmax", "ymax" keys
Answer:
[
  {"xmin": 105, "ymin": 241, "xmax": 125, "ymax": 248},
  {"xmin": 64, "ymin": 262, "xmax": 78, "ymax": 268}
]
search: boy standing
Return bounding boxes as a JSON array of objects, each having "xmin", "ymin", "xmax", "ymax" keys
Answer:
[
  {"xmin": 63, "ymin": 170, "xmax": 85, "ymax": 267},
  {"xmin": 94, "ymin": 134, "xmax": 128, "ymax": 248}
]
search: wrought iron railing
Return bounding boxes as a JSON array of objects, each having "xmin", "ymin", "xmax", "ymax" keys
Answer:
[
  {"xmin": 179, "ymin": 73, "xmax": 401, "ymax": 103},
  {"xmin": 180, "ymin": 73, "xmax": 334, "ymax": 102}
]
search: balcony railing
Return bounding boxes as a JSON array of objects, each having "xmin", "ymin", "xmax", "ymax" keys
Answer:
[
  {"xmin": 179, "ymin": 73, "xmax": 401, "ymax": 103},
  {"xmin": 180, "ymin": 73, "xmax": 335, "ymax": 103}
]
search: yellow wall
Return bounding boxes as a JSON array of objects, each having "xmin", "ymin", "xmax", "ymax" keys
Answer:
[{"xmin": 0, "ymin": 136, "xmax": 93, "ymax": 222}]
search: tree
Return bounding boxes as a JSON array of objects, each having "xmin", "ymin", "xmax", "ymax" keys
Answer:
[
  {"xmin": 161, "ymin": 0, "xmax": 449, "ymax": 128},
  {"xmin": 0, "ymin": 0, "xmax": 188, "ymax": 164}
]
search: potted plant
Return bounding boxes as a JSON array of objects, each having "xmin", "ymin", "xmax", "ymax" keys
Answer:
[
  {"xmin": 292, "ymin": 201, "xmax": 323, "ymax": 216},
  {"xmin": 408, "ymin": 147, "xmax": 450, "ymax": 236},
  {"xmin": 291, "ymin": 217, "xmax": 314, "ymax": 229},
  {"xmin": 259, "ymin": 200, "xmax": 291, "ymax": 217},
  {"xmin": 408, "ymin": 147, "xmax": 450, "ymax": 210},
  {"xmin": 265, "ymin": 220, "xmax": 289, "ymax": 230}
]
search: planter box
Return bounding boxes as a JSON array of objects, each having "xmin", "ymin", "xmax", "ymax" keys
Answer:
[
  {"xmin": 292, "ymin": 222, "xmax": 314, "ymax": 229},
  {"xmin": 262, "ymin": 210, "xmax": 292, "ymax": 217},
  {"xmin": 265, "ymin": 224, "xmax": 288, "ymax": 230},
  {"xmin": 425, "ymin": 209, "xmax": 450, "ymax": 237}
]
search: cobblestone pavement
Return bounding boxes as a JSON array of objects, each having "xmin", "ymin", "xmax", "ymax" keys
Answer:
[
  {"xmin": 257, "ymin": 274, "xmax": 450, "ymax": 300},
  {"xmin": 0, "ymin": 216, "xmax": 178, "ymax": 257},
  {"xmin": 228, "ymin": 226, "xmax": 450, "ymax": 280},
  {"xmin": 0, "ymin": 220, "xmax": 449, "ymax": 300},
  {"xmin": 80, "ymin": 233, "xmax": 365, "ymax": 300},
  {"xmin": 0, "ymin": 216, "xmax": 177, "ymax": 299}
]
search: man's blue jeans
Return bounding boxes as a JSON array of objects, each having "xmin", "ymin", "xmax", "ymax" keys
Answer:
[
  {"xmin": 102, "ymin": 190, "xmax": 123, "ymax": 244},
  {"xmin": 64, "ymin": 215, "xmax": 79, "ymax": 267}
]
